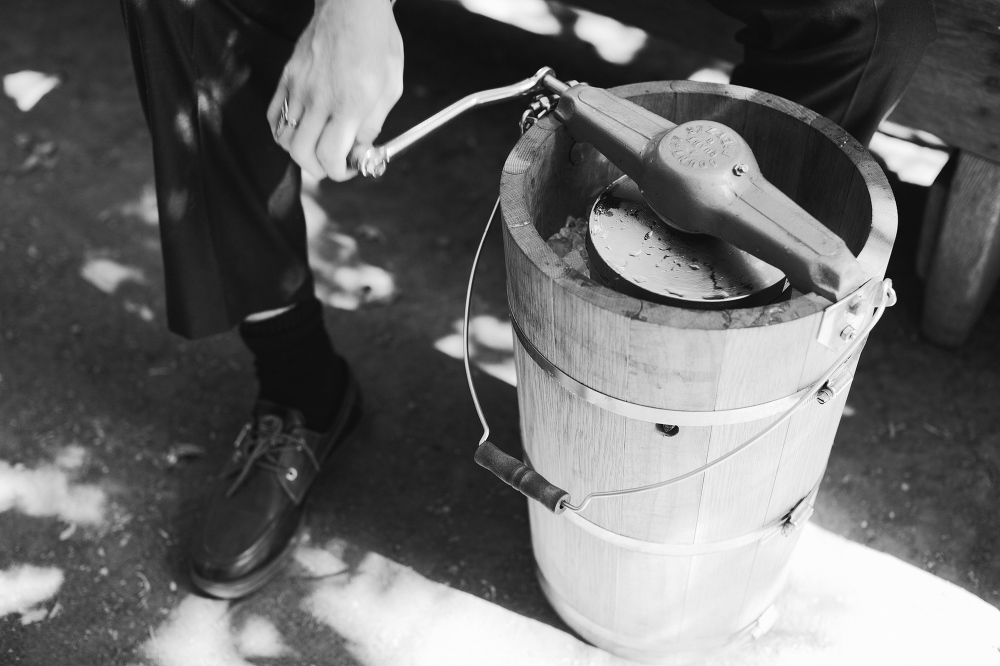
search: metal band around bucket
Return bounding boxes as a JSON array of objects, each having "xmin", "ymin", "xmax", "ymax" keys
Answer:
[
  {"xmin": 526, "ymin": 449, "xmax": 821, "ymax": 556},
  {"xmin": 561, "ymin": 479, "xmax": 819, "ymax": 555},
  {"xmin": 510, "ymin": 314, "xmax": 823, "ymax": 426}
]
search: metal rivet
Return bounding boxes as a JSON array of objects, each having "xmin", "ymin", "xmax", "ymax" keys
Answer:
[
  {"xmin": 732, "ymin": 163, "xmax": 749, "ymax": 176},
  {"xmin": 840, "ymin": 325, "xmax": 857, "ymax": 341},
  {"xmin": 656, "ymin": 424, "xmax": 680, "ymax": 437},
  {"xmin": 816, "ymin": 388, "xmax": 833, "ymax": 405},
  {"xmin": 285, "ymin": 468, "xmax": 298, "ymax": 481}
]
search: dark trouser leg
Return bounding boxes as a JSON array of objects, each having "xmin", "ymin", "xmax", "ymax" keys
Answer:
[
  {"xmin": 119, "ymin": 0, "xmax": 316, "ymax": 339},
  {"xmin": 707, "ymin": 0, "xmax": 937, "ymax": 145}
]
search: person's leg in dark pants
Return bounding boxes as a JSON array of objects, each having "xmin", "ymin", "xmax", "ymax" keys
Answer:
[
  {"xmin": 708, "ymin": 0, "xmax": 937, "ymax": 145},
  {"xmin": 120, "ymin": 0, "xmax": 317, "ymax": 337},
  {"xmin": 119, "ymin": 0, "xmax": 359, "ymax": 598}
]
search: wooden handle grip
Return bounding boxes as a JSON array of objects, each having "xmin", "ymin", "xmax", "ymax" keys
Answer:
[{"xmin": 474, "ymin": 441, "xmax": 569, "ymax": 514}]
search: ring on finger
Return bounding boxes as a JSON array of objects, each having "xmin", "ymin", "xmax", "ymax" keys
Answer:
[
  {"xmin": 274, "ymin": 99, "xmax": 288, "ymax": 138},
  {"xmin": 280, "ymin": 97, "xmax": 300, "ymax": 130}
]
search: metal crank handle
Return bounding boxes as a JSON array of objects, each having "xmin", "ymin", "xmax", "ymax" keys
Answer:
[{"xmin": 349, "ymin": 66, "xmax": 564, "ymax": 177}]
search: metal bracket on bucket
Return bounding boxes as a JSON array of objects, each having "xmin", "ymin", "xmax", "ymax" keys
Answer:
[{"xmin": 817, "ymin": 278, "xmax": 895, "ymax": 351}]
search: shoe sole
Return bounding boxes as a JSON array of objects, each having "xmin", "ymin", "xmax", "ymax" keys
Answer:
[{"xmin": 188, "ymin": 376, "xmax": 364, "ymax": 599}]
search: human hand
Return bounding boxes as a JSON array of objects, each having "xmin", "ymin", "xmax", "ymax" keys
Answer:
[{"xmin": 268, "ymin": 0, "xmax": 403, "ymax": 181}]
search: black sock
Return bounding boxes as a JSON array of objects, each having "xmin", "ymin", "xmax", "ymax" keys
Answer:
[{"xmin": 238, "ymin": 297, "xmax": 346, "ymax": 432}]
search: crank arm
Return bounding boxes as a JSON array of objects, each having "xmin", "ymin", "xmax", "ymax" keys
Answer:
[{"xmin": 350, "ymin": 66, "xmax": 565, "ymax": 177}]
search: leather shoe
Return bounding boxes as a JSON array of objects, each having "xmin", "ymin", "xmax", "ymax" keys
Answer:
[{"xmin": 189, "ymin": 376, "xmax": 361, "ymax": 598}]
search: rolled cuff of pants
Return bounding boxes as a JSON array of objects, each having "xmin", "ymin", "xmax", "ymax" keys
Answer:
[
  {"xmin": 120, "ymin": 0, "xmax": 316, "ymax": 339},
  {"xmin": 709, "ymin": 0, "xmax": 938, "ymax": 146}
]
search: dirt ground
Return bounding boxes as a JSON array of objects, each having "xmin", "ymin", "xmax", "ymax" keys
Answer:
[{"xmin": 1, "ymin": 0, "xmax": 998, "ymax": 664}]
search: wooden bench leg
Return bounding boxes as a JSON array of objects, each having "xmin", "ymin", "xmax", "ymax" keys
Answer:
[{"xmin": 920, "ymin": 151, "xmax": 1000, "ymax": 347}]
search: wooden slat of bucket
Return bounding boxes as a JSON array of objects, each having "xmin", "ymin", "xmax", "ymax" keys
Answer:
[
  {"xmin": 694, "ymin": 352, "xmax": 852, "ymax": 633},
  {"xmin": 517, "ymin": 337, "xmax": 630, "ymax": 629},
  {"xmin": 615, "ymin": 547, "xmax": 691, "ymax": 642},
  {"xmin": 738, "ymin": 387, "xmax": 854, "ymax": 628},
  {"xmin": 695, "ymin": 418, "xmax": 791, "ymax": 544},
  {"xmin": 762, "ymin": 387, "xmax": 848, "ymax": 525},
  {"xmin": 517, "ymin": 345, "xmax": 625, "ymax": 626},
  {"xmin": 551, "ymin": 269, "xmax": 640, "ymax": 402},
  {"xmin": 617, "ymin": 420, "xmax": 710, "ymax": 543},
  {"xmin": 503, "ymin": 224, "xmax": 561, "ymax": 360},
  {"xmin": 844, "ymin": 146, "xmax": 898, "ymax": 277},
  {"xmin": 736, "ymin": 531, "xmax": 803, "ymax": 629},
  {"xmin": 532, "ymin": 502, "xmax": 700, "ymax": 645},
  {"xmin": 668, "ymin": 81, "xmax": 751, "ymax": 135},
  {"xmin": 624, "ymin": 317, "xmax": 726, "ymax": 411},
  {"xmin": 518, "ymin": 341, "xmax": 703, "ymax": 638},
  {"xmin": 715, "ymin": 318, "xmax": 815, "ymax": 410},
  {"xmin": 513, "ymin": 341, "xmax": 628, "ymax": 528},
  {"xmin": 739, "ymin": 91, "xmax": 816, "ymax": 202},
  {"xmin": 677, "ymin": 419, "xmax": 790, "ymax": 639},
  {"xmin": 682, "ymin": 545, "xmax": 762, "ymax": 639},
  {"xmin": 531, "ymin": 502, "xmax": 631, "ymax": 632}
]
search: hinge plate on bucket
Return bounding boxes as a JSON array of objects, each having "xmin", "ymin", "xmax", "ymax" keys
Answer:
[{"xmin": 817, "ymin": 279, "xmax": 880, "ymax": 351}]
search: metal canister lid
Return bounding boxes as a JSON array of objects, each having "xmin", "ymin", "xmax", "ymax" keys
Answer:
[{"xmin": 587, "ymin": 176, "xmax": 787, "ymax": 309}]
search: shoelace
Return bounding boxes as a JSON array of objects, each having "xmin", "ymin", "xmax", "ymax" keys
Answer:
[{"xmin": 225, "ymin": 414, "xmax": 320, "ymax": 498}]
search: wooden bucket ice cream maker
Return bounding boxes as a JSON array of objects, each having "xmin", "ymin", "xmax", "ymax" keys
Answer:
[{"xmin": 355, "ymin": 69, "xmax": 898, "ymax": 663}]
